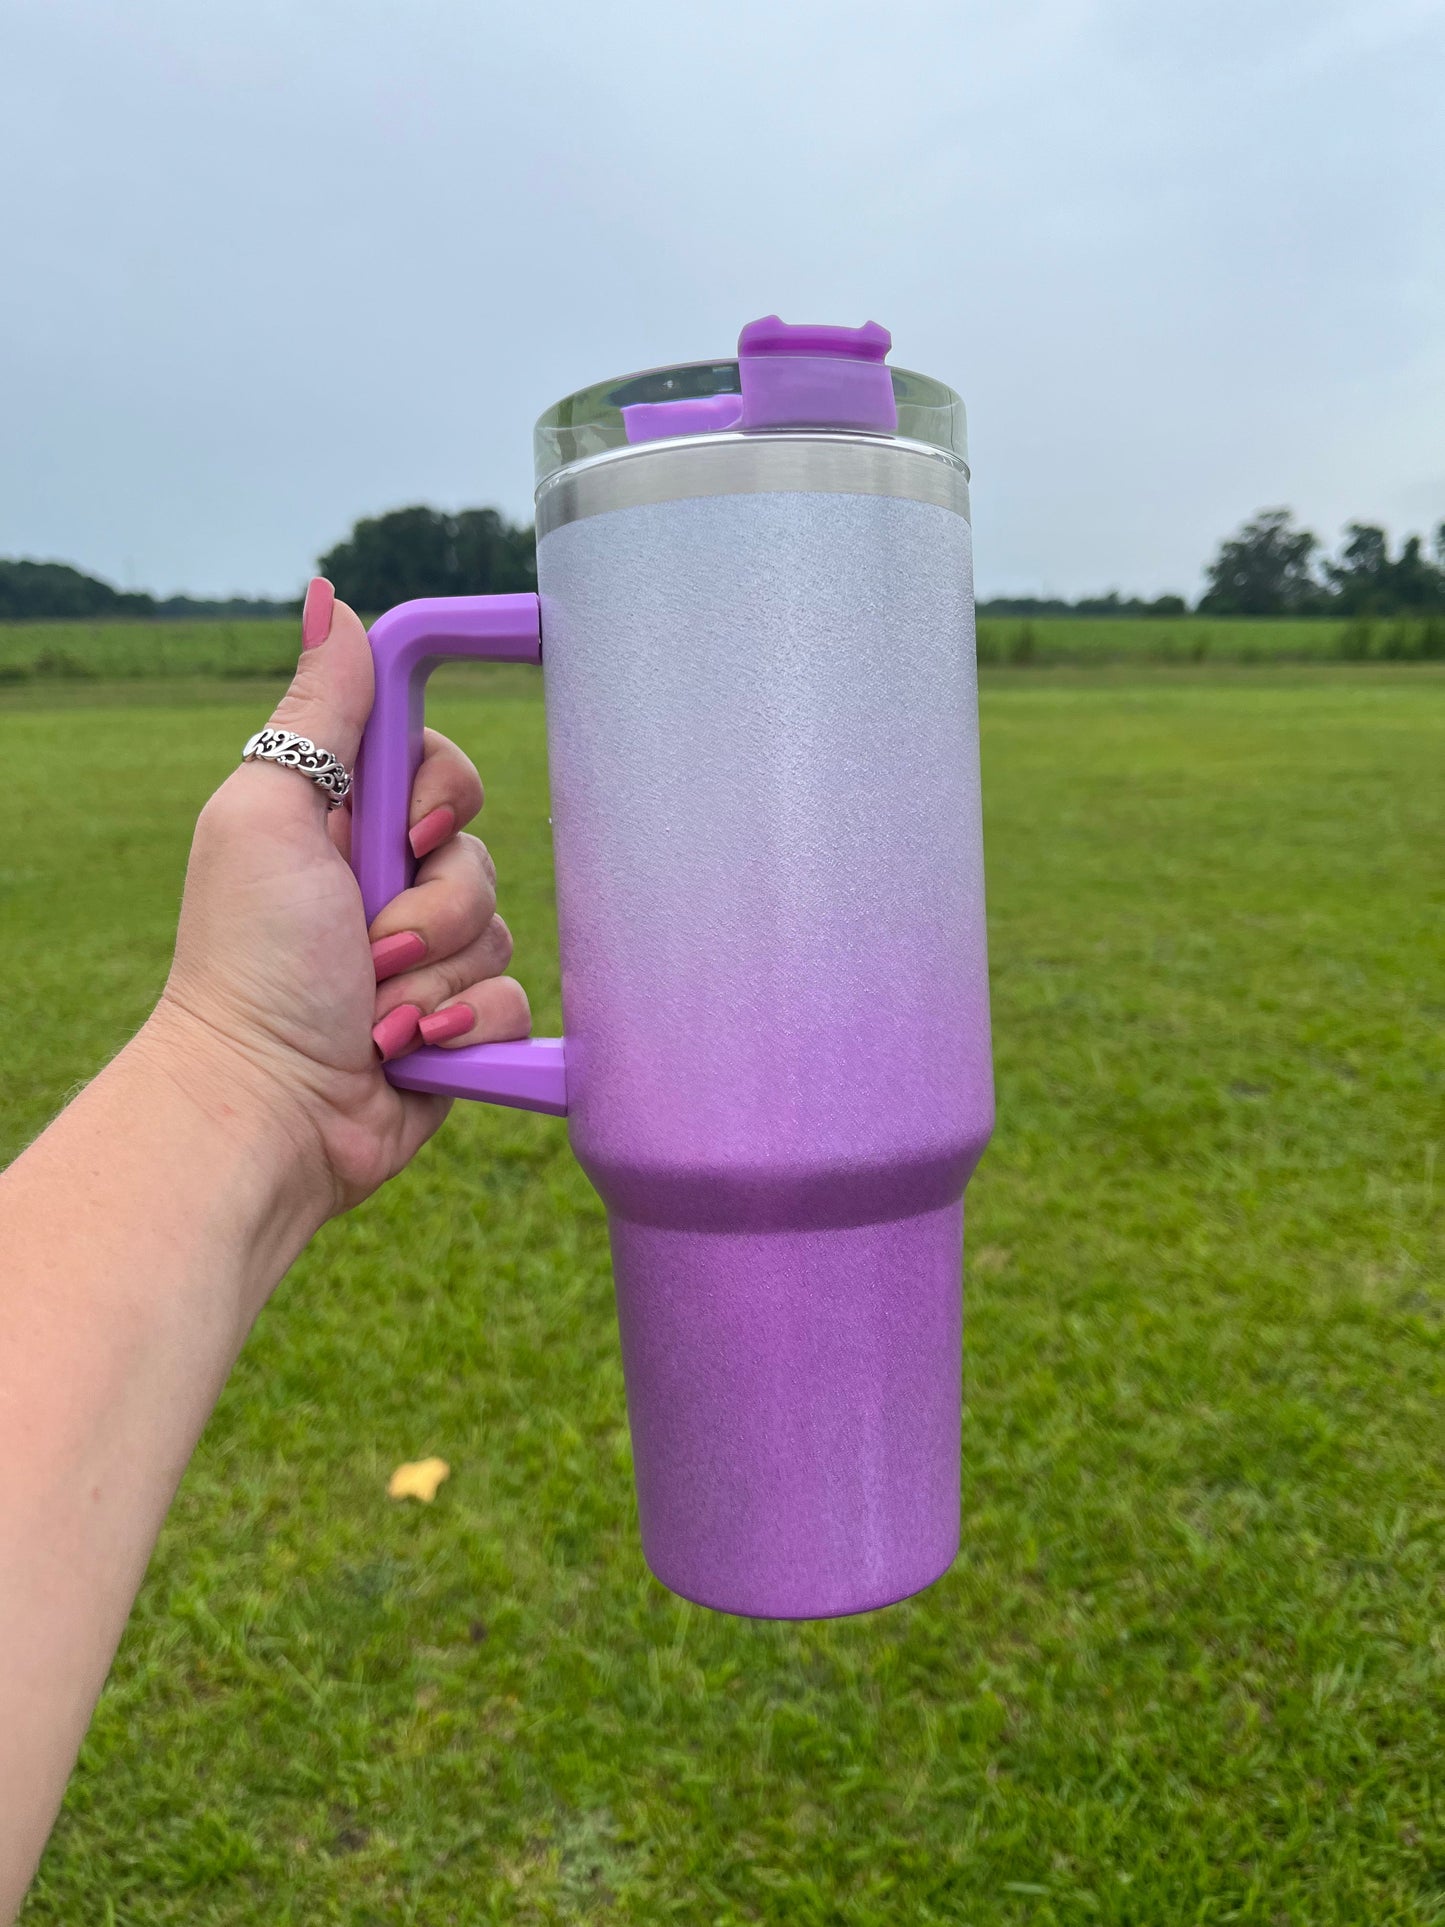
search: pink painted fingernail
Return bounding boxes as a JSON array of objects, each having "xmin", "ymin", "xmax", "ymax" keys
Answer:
[
  {"xmin": 372, "ymin": 1003, "xmax": 422, "ymax": 1061},
  {"xmin": 301, "ymin": 576, "xmax": 335, "ymax": 650},
  {"xmin": 418, "ymin": 1003, "xmax": 474, "ymax": 1046},
  {"xmin": 370, "ymin": 930, "xmax": 427, "ymax": 979},
  {"xmin": 409, "ymin": 805, "xmax": 455, "ymax": 860}
]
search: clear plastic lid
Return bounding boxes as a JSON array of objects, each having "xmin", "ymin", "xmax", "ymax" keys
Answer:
[{"xmin": 534, "ymin": 319, "xmax": 967, "ymax": 491}]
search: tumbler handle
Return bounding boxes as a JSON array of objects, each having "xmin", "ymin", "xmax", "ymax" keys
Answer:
[{"xmin": 350, "ymin": 594, "xmax": 567, "ymax": 1117}]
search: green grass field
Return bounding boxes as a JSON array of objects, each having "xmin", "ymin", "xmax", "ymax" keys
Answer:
[
  {"xmin": 3, "ymin": 660, "xmax": 1443, "ymax": 1924},
  {"xmin": 4, "ymin": 611, "xmax": 1443, "ymax": 686}
]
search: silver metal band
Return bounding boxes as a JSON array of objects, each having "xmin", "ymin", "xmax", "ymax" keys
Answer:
[
  {"xmin": 241, "ymin": 727, "xmax": 352, "ymax": 808},
  {"xmin": 535, "ymin": 431, "xmax": 971, "ymax": 538}
]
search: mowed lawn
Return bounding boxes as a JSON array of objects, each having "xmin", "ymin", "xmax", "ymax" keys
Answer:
[{"xmin": 2, "ymin": 665, "xmax": 1442, "ymax": 1925}]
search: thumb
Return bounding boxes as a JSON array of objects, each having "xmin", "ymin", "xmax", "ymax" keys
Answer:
[{"xmin": 264, "ymin": 577, "xmax": 374, "ymax": 777}]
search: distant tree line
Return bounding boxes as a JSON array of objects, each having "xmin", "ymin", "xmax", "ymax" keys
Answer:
[
  {"xmin": 980, "ymin": 592, "xmax": 1189, "ymax": 617},
  {"xmin": 1195, "ymin": 508, "xmax": 1445, "ymax": 616},
  {"xmin": 313, "ymin": 502, "xmax": 1444, "ymax": 620},
  {"xmin": 317, "ymin": 505, "xmax": 535, "ymax": 609},
  {"xmin": 980, "ymin": 509, "xmax": 1445, "ymax": 619},
  {"xmin": 0, "ymin": 505, "xmax": 537, "ymax": 620},
  {"xmin": 4, "ymin": 502, "xmax": 1441, "ymax": 621},
  {"xmin": 0, "ymin": 558, "xmax": 291, "ymax": 622}
]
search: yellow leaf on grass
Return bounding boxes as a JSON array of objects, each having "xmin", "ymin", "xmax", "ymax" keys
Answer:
[{"xmin": 387, "ymin": 1457, "xmax": 451, "ymax": 1503}]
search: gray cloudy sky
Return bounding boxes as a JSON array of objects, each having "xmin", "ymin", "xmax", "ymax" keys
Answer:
[{"xmin": 3, "ymin": 0, "xmax": 1443, "ymax": 600}]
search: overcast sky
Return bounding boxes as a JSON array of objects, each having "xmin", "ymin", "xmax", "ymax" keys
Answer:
[{"xmin": 3, "ymin": 0, "xmax": 1442, "ymax": 600}]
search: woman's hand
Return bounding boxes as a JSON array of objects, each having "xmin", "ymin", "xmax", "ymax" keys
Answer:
[
  {"xmin": 150, "ymin": 579, "xmax": 530, "ymax": 1226},
  {"xmin": 1, "ymin": 579, "xmax": 537, "ymax": 1915}
]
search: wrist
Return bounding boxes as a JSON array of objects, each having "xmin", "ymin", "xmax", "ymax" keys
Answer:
[{"xmin": 121, "ymin": 1002, "xmax": 334, "ymax": 1307}]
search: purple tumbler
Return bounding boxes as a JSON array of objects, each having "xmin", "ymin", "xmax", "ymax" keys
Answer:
[{"xmin": 350, "ymin": 317, "xmax": 993, "ymax": 1618}]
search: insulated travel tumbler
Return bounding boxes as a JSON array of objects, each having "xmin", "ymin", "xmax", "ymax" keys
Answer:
[{"xmin": 349, "ymin": 316, "xmax": 994, "ymax": 1618}]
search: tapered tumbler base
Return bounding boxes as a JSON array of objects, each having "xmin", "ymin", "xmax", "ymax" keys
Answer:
[{"xmin": 608, "ymin": 1200, "xmax": 965, "ymax": 1620}]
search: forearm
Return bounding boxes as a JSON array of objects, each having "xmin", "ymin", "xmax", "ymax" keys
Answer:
[{"xmin": 0, "ymin": 1015, "xmax": 324, "ymax": 1918}]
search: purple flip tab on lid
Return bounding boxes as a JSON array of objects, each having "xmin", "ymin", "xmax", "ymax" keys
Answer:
[
  {"xmin": 619, "ymin": 315, "xmax": 899, "ymax": 445},
  {"xmin": 737, "ymin": 315, "xmax": 898, "ymax": 433}
]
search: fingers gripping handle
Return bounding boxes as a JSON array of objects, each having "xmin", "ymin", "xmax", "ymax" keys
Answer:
[{"xmin": 351, "ymin": 595, "xmax": 567, "ymax": 1117}]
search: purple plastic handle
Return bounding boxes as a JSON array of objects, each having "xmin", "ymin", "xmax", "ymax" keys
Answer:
[{"xmin": 350, "ymin": 594, "xmax": 567, "ymax": 1118}]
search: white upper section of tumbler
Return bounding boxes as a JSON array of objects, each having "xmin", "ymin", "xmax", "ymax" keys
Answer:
[{"xmin": 533, "ymin": 358, "xmax": 968, "ymax": 491}]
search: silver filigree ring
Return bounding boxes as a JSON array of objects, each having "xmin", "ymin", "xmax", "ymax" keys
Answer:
[{"xmin": 241, "ymin": 727, "xmax": 352, "ymax": 808}]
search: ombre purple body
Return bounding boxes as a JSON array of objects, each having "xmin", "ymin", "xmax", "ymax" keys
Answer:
[
  {"xmin": 539, "ymin": 489, "xmax": 991, "ymax": 1615},
  {"xmin": 351, "ymin": 325, "xmax": 992, "ymax": 1618}
]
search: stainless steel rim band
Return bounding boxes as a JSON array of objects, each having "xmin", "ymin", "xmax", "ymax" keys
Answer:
[{"xmin": 535, "ymin": 432, "xmax": 972, "ymax": 538}]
